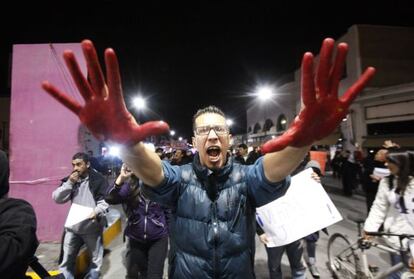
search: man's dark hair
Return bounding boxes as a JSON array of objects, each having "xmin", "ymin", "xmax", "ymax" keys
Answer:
[
  {"xmin": 72, "ymin": 152, "xmax": 90, "ymax": 163},
  {"xmin": 238, "ymin": 144, "xmax": 248, "ymax": 150},
  {"xmin": 192, "ymin": 105, "xmax": 226, "ymax": 132},
  {"xmin": 155, "ymin": 147, "xmax": 164, "ymax": 153}
]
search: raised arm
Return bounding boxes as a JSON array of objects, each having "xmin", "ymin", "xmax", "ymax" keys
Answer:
[
  {"xmin": 263, "ymin": 38, "xmax": 375, "ymax": 182},
  {"xmin": 42, "ymin": 40, "xmax": 169, "ymax": 186}
]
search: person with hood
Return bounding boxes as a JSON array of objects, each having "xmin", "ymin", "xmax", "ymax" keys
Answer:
[{"xmin": 0, "ymin": 150, "xmax": 39, "ymax": 279}]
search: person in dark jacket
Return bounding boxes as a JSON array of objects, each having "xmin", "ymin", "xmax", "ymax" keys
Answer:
[
  {"xmin": 106, "ymin": 163, "xmax": 169, "ymax": 279},
  {"xmin": 0, "ymin": 150, "xmax": 39, "ymax": 279},
  {"xmin": 53, "ymin": 152, "xmax": 109, "ymax": 279},
  {"xmin": 246, "ymin": 146, "xmax": 262, "ymax": 165},
  {"xmin": 234, "ymin": 143, "xmax": 249, "ymax": 165}
]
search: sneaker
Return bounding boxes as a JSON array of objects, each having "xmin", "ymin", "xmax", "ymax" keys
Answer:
[{"xmin": 308, "ymin": 264, "xmax": 320, "ymax": 278}]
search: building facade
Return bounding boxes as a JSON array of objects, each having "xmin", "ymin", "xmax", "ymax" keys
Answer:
[{"xmin": 246, "ymin": 25, "xmax": 414, "ymax": 150}]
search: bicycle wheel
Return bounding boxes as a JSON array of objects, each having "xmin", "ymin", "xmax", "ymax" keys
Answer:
[{"xmin": 327, "ymin": 233, "xmax": 359, "ymax": 279}]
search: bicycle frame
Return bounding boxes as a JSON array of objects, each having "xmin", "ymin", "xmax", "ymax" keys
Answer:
[
  {"xmin": 363, "ymin": 239, "xmax": 405, "ymax": 279},
  {"xmin": 328, "ymin": 232, "xmax": 412, "ymax": 279}
]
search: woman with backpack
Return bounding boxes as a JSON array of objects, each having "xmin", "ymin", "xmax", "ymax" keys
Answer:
[{"xmin": 106, "ymin": 163, "xmax": 169, "ymax": 279}]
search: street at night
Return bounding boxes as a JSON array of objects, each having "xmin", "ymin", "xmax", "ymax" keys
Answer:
[{"xmin": 1, "ymin": 3, "xmax": 414, "ymax": 279}]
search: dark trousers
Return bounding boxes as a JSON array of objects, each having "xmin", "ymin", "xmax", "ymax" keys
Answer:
[
  {"xmin": 125, "ymin": 236, "xmax": 168, "ymax": 279},
  {"xmin": 265, "ymin": 240, "xmax": 306, "ymax": 279},
  {"xmin": 365, "ymin": 190, "xmax": 378, "ymax": 215}
]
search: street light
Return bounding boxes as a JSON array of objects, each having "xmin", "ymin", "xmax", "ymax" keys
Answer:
[
  {"xmin": 132, "ymin": 96, "xmax": 146, "ymax": 110},
  {"xmin": 256, "ymin": 86, "xmax": 274, "ymax": 101},
  {"xmin": 170, "ymin": 130, "xmax": 176, "ymax": 136},
  {"xmin": 226, "ymin": 119, "xmax": 233, "ymax": 127}
]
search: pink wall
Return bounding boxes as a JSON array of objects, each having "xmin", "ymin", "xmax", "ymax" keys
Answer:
[{"xmin": 9, "ymin": 43, "xmax": 86, "ymax": 241}]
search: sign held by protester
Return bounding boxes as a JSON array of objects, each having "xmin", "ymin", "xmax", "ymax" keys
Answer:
[{"xmin": 256, "ymin": 168, "xmax": 342, "ymax": 247}]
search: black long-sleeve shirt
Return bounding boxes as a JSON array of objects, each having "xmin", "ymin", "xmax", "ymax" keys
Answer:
[{"xmin": 0, "ymin": 197, "xmax": 38, "ymax": 279}]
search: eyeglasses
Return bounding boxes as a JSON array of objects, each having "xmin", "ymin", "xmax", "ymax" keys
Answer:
[{"xmin": 194, "ymin": 125, "xmax": 229, "ymax": 136}]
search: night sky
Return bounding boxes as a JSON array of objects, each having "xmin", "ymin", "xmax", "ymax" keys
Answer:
[{"xmin": 2, "ymin": 1, "xmax": 413, "ymax": 139}]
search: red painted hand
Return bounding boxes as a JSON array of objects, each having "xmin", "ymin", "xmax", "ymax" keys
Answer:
[
  {"xmin": 42, "ymin": 40, "xmax": 169, "ymax": 145},
  {"xmin": 261, "ymin": 38, "xmax": 375, "ymax": 154}
]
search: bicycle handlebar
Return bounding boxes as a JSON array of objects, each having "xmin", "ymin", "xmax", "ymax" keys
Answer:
[{"xmin": 365, "ymin": 231, "xmax": 414, "ymax": 239}]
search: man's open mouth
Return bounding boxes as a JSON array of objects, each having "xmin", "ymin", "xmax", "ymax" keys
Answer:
[{"xmin": 206, "ymin": 146, "xmax": 221, "ymax": 161}]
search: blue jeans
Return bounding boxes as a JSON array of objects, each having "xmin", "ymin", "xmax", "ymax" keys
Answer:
[
  {"xmin": 389, "ymin": 253, "xmax": 410, "ymax": 279},
  {"xmin": 265, "ymin": 240, "xmax": 306, "ymax": 279},
  {"xmin": 60, "ymin": 229, "xmax": 104, "ymax": 279}
]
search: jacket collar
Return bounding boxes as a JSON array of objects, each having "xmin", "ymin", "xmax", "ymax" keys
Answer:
[{"xmin": 192, "ymin": 152, "xmax": 233, "ymax": 183}]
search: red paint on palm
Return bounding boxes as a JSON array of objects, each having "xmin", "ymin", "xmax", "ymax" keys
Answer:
[
  {"xmin": 261, "ymin": 38, "xmax": 376, "ymax": 154},
  {"xmin": 42, "ymin": 40, "xmax": 169, "ymax": 145}
]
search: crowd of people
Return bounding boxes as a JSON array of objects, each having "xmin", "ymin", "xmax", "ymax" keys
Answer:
[{"xmin": 2, "ymin": 36, "xmax": 414, "ymax": 279}]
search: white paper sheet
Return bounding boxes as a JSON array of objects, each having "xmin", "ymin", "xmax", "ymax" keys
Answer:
[
  {"xmin": 64, "ymin": 203, "xmax": 94, "ymax": 228},
  {"xmin": 373, "ymin": 167, "xmax": 390, "ymax": 179},
  {"xmin": 256, "ymin": 168, "xmax": 342, "ymax": 247}
]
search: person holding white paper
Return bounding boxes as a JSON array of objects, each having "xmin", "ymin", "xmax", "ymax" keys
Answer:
[
  {"xmin": 257, "ymin": 155, "xmax": 325, "ymax": 279},
  {"xmin": 362, "ymin": 148, "xmax": 388, "ymax": 215},
  {"xmin": 52, "ymin": 152, "xmax": 109, "ymax": 279}
]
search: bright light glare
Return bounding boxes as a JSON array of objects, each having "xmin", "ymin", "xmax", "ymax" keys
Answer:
[
  {"xmin": 170, "ymin": 130, "xmax": 176, "ymax": 136},
  {"xmin": 108, "ymin": 146, "xmax": 121, "ymax": 157},
  {"xmin": 133, "ymin": 97, "xmax": 146, "ymax": 110},
  {"xmin": 178, "ymin": 137, "xmax": 183, "ymax": 141},
  {"xmin": 257, "ymin": 86, "xmax": 274, "ymax": 101},
  {"xmin": 226, "ymin": 119, "xmax": 233, "ymax": 126}
]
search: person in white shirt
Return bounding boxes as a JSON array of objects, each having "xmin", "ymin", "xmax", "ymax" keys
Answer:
[{"xmin": 364, "ymin": 150, "xmax": 414, "ymax": 279}]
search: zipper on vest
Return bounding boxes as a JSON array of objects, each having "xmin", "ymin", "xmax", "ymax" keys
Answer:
[
  {"xmin": 212, "ymin": 201, "xmax": 219, "ymax": 279},
  {"xmin": 144, "ymin": 201, "xmax": 149, "ymax": 240}
]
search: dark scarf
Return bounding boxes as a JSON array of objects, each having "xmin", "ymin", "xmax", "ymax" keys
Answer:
[{"xmin": 192, "ymin": 153, "xmax": 233, "ymax": 201}]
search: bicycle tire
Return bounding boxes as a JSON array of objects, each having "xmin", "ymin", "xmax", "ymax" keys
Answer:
[{"xmin": 327, "ymin": 233, "xmax": 359, "ymax": 279}]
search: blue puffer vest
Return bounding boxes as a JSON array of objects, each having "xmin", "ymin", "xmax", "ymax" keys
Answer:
[{"xmin": 168, "ymin": 156, "xmax": 256, "ymax": 279}]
